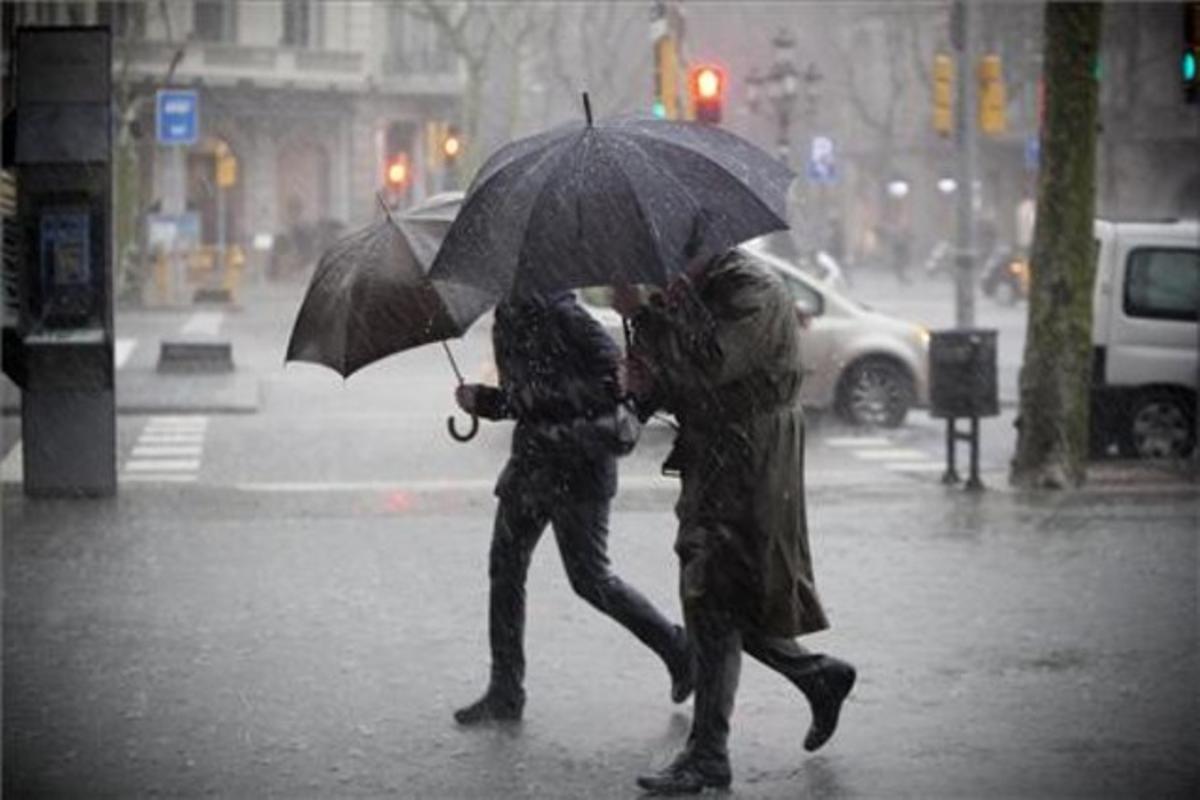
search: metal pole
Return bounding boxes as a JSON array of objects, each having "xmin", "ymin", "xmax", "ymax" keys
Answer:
[
  {"xmin": 216, "ymin": 184, "xmax": 226, "ymax": 291},
  {"xmin": 165, "ymin": 146, "xmax": 186, "ymax": 304},
  {"xmin": 952, "ymin": 0, "xmax": 977, "ymax": 329}
]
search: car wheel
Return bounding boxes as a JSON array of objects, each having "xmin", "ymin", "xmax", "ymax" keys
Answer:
[
  {"xmin": 837, "ymin": 357, "xmax": 914, "ymax": 428},
  {"xmin": 993, "ymin": 279, "xmax": 1018, "ymax": 306},
  {"xmin": 1126, "ymin": 391, "xmax": 1195, "ymax": 459}
]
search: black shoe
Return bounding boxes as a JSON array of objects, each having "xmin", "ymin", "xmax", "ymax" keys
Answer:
[
  {"xmin": 453, "ymin": 688, "xmax": 524, "ymax": 725},
  {"xmin": 636, "ymin": 758, "xmax": 731, "ymax": 795},
  {"xmin": 803, "ymin": 657, "xmax": 856, "ymax": 752},
  {"xmin": 667, "ymin": 626, "xmax": 695, "ymax": 704}
]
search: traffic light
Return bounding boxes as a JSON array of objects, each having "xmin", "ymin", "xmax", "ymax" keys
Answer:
[
  {"xmin": 933, "ymin": 53, "xmax": 953, "ymax": 136},
  {"xmin": 385, "ymin": 152, "xmax": 410, "ymax": 190},
  {"xmin": 1185, "ymin": 2, "xmax": 1200, "ymax": 103},
  {"xmin": 689, "ymin": 64, "xmax": 724, "ymax": 124},
  {"xmin": 442, "ymin": 126, "xmax": 462, "ymax": 164},
  {"xmin": 977, "ymin": 54, "xmax": 1007, "ymax": 135}
]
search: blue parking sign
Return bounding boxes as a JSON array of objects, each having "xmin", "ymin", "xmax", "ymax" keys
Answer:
[{"xmin": 156, "ymin": 89, "xmax": 199, "ymax": 146}]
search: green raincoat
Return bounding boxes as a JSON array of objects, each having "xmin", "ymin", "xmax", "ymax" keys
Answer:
[{"xmin": 631, "ymin": 250, "xmax": 829, "ymax": 638}]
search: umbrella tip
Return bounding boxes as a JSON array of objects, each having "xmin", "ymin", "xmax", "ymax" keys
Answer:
[{"xmin": 582, "ymin": 92, "xmax": 593, "ymax": 127}]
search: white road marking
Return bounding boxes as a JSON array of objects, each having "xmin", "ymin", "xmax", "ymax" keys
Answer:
[
  {"xmin": 131, "ymin": 445, "xmax": 203, "ymax": 458},
  {"xmin": 853, "ymin": 448, "xmax": 931, "ymax": 461},
  {"xmin": 114, "ymin": 338, "xmax": 137, "ymax": 368},
  {"xmin": 1, "ymin": 440, "xmax": 22, "ymax": 482},
  {"xmin": 121, "ymin": 474, "xmax": 198, "ymax": 484},
  {"xmin": 180, "ymin": 312, "xmax": 224, "ymax": 336},
  {"xmin": 124, "ymin": 459, "xmax": 201, "ymax": 472},
  {"xmin": 235, "ymin": 474, "xmax": 685, "ymax": 494},
  {"xmin": 824, "ymin": 436, "xmax": 892, "ymax": 448},
  {"xmin": 137, "ymin": 434, "xmax": 206, "ymax": 444},
  {"xmin": 120, "ymin": 415, "xmax": 209, "ymax": 483},
  {"xmin": 144, "ymin": 417, "xmax": 210, "ymax": 429},
  {"xmin": 144, "ymin": 419, "xmax": 209, "ymax": 431}
]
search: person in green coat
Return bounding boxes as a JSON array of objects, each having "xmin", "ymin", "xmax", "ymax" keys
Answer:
[{"xmin": 614, "ymin": 247, "xmax": 856, "ymax": 795}]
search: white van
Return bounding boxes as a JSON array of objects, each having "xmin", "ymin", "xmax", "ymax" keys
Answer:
[{"xmin": 1091, "ymin": 219, "xmax": 1199, "ymax": 458}]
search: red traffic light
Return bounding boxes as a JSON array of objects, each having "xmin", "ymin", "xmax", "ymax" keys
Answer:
[
  {"xmin": 689, "ymin": 64, "xmax": 725, "ymax": 123},
  {"xmin": 695, "ymin": 67, "xmax": 722, "ymax": 100},
  {"xmin": 386, "ymin": 153, "xmax": 409, "ymax": 187}
]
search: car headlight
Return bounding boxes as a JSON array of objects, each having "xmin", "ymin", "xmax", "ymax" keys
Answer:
[{"xmin": 916, "ymin": 325, "xmax": 931, "ymax": 349}]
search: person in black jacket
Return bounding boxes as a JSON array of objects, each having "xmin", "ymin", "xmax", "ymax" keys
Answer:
[{"xmin": 452, "ymin": 290, "xmax": 693, "ymax": 724}]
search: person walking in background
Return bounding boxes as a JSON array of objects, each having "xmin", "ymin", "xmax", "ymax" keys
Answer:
[
  {"xmin": 451, "ymin": 290, "xmax": 693, "ymax": 725},
  {"xmin": 614, "ymin": 248, "xmax": 855, "ymax": 794}
]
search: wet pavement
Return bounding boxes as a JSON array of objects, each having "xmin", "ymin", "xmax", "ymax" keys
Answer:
[{"xmin": 4, "ymin": 476, "xmax": 1197, "ymax": 798}]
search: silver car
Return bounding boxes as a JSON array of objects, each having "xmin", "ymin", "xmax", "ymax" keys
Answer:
[
  {"xmin": 737, "ymin": 243, "xmax": 930, "ymax": 427},
  {"xmin": 580, "ymin": 247, "xmax": 929, "ymax": 427}
]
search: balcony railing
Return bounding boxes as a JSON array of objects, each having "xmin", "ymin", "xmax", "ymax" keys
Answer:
[{"xmin": 114, "ymin": 38, "xmax": 454, "ymax": 95}]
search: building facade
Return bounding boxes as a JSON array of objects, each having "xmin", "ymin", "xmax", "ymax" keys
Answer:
[{"xmin": 3, "ymin": 0, "xmax": 463, "ymax": 268}]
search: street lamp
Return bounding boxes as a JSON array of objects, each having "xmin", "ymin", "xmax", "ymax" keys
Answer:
[{"xmin": 745, "ymin": 28, "xmax": 824, "ymax": 251}]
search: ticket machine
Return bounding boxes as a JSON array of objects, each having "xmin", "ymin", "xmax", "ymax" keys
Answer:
[{"xmin": 10, "ymin": 28, "xmax": 115, "ymax": 496}]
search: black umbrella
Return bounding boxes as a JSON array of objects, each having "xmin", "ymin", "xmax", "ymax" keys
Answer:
[
  {"xmin": 428, "ymin": 94, "xmax": 796, "ymax": 325},
  {"xmin": 285, "ymin": 191, "xmax": 491, "ymax": 440}
]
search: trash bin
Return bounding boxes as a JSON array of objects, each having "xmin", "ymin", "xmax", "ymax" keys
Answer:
[{"xmin": 929, "ymin": 329, "xmax": 999, "ymax": 419}]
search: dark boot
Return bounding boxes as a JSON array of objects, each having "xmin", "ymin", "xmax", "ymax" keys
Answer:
[
  {"xmin": 453, "ymin": 686, "xmax": 525, "ymax": 725},
  {"xmin": 792, "ymin": 657, "xmax": 849, "ymax": 753},
  {"xmin": 742, "ymin": 636, "xmax": 856, "ymax": 753},
  {"xmin": 800, "ymin": 656, "xmax": 856, "ymax": 752},
  {"xmin": 640, "ymin": 606, "xmax": 740, "ymax": 791},
  {"xmin": 636, "ymin": 752, "xmax": 731, "ymax": 795},
  {"xmin": 667, "ymin": 625, "xmax": 695, "ymax": 704}
]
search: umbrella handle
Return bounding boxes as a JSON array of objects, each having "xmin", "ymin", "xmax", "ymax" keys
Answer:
[{"xmin": 447, "ymin": 411, "xmax": 480, "ymax": 442}]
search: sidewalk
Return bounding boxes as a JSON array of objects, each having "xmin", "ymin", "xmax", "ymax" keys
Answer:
[{"xmin": 4, "ymin": 477, "xmax": 1196, "ymax": 798}]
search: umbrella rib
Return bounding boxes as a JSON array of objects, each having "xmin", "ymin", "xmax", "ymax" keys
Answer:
[
  {"xmin": 511, "ymin": 131, "xmax": 590, "ymax": 283},
  {"xmin": 430, "ymin": 136, "xmax": 577, "ymax": 292},
  {"xmin": 594, "ymin": 135, "xmax": 673, "ymax": 285}
]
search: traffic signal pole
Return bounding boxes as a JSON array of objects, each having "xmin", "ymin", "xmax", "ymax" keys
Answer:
[{"xmin": 952, "ymin": 0, "xmax": 977, "ymax": 329}]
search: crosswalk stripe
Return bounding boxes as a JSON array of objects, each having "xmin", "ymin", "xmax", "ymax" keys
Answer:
[
  {"xmin": 124, "ymin": 459, "xmax": 201, "ymax": 472},
  {"xmin": 144, "ymin": 420, "xmax": 209, "ymax": 430},
  {"xmin": 144, "ymin": 417, "xmax": 208, "ymax": 429},
  {"xmin": 114, "ymin": 338, "xmax": 136, "ymax": 368},
  {"xmin": 121, "ymin": 474, "xmax": 198, "ymax": 483},
  {"xmin": 137, "ymin": 434, "xmax": 206, "ymax": 444},
  {"xmin": 1, "ymin": 440, "xmax": 22, "ymax": 482},
  {"xmin": 131, "ymin": 446, "xmax": 203, "ymax": 458}
]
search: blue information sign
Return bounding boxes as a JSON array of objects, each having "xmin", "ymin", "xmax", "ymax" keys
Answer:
[
  {"xmin": 806, "ymin": 135, "xmax": 838, "ymax": 184},
  {"xmin": 156, "ymin": 89, "xmax": 199, "ymax": 146}
]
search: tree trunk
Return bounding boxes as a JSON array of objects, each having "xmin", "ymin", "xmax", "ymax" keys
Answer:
[{"xmin": 1010, "ymin": 2, "xmax": 1103, "ymax": 489}]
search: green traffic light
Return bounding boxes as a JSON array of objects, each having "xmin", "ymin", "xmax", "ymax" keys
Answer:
[
  {"xmin": 652, "ymin": 101, "xmax": 667, "ymax": 119},
  {"xmin": 1184, "ymin": 50, "xmax": 1198, "ymax": 83}
]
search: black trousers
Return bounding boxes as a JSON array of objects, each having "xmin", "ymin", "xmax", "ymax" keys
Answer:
[
  {"xmin": 684, "ymin": 602, "xmax": 826, "ymax": 770},
  {"xmin": 487, "ymin": 496, "xmax": 680, "ymax": 695}
]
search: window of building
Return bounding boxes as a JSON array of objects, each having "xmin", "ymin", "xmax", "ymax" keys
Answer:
[
  {"xmin": 193, "ymin": 0, "xmax": 236, "ymax": 43},
  {"xmin": 1123, "ymin": 248, "xmax": 1200, "ymax": 322},
  {"xmin": 98, "ymin": 2, "xmax": 146, "ymax": 39},
  {"xmin": 282, "ymin": 0, "xmax": 321, "ymax": 49},
  {"xmin": 384, "ymin": 5, "xmax": 453, "ymax": 74}
]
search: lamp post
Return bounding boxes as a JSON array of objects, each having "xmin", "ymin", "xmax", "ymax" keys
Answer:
[{"xmin": 746, "ymin": 28, "xmax": 823, "ymax": 251}]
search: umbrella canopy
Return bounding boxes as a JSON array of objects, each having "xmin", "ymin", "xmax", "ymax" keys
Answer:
[
  {"xmin": 285, "ymin": 191, "xmax": 491, "ymax": 378},
  {"xmin": 428, "ymin": 99, "xmax": 795, "ymax": 324}
]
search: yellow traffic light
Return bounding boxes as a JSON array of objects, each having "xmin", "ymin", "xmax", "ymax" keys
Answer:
[
  {"xmin": 442, "ymin": 126, "xmax": 462, "ymax": 163},
  {"xmin": 933, "ymin": 53, "xmax": 953, "ymax": 137},
  {"xmin": 386, "ymin": 154, "xmax": 409, "ymax": 188},
  {"xmin": 978, "ymin": 54, "xmax": 1007, "ymax": 135}
]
